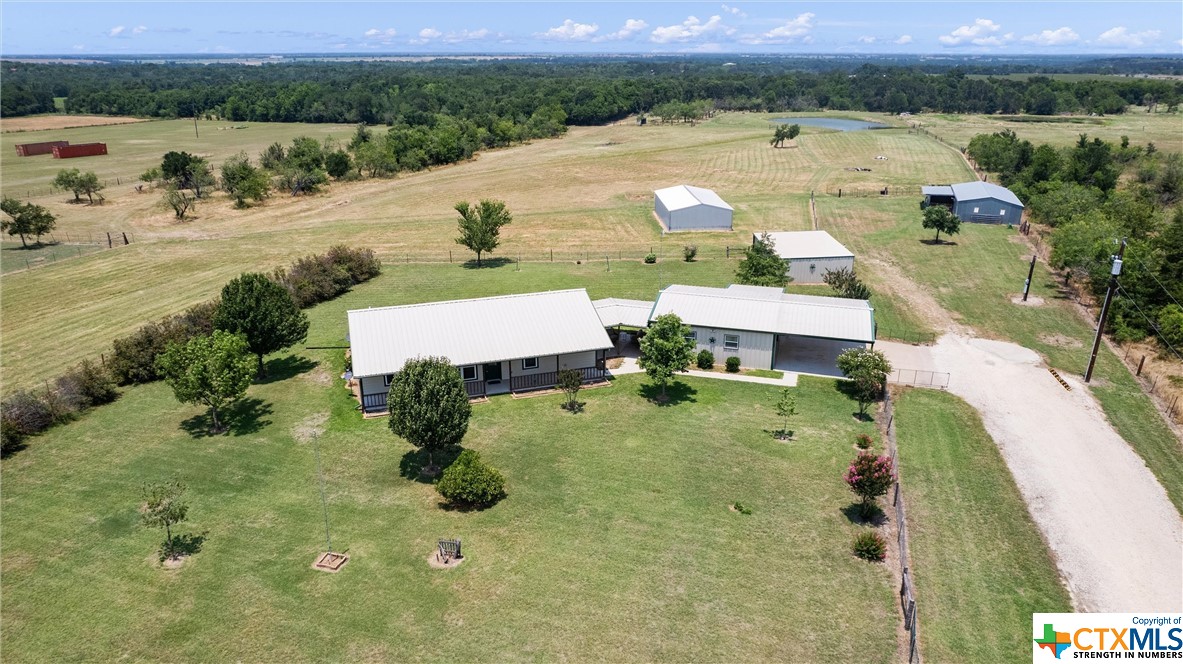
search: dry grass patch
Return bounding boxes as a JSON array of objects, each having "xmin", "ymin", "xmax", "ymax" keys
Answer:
[{"xmin": 2, "ymin": 114, "xmax": 151, "ymax": 133}]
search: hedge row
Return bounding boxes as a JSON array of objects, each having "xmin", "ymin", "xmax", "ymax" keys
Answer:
[{"xmin": 1, "ymin": 360, "xmax": 118, "ymax": 453}]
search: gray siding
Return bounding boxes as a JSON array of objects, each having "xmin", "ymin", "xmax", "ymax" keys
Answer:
[
  {"xmin": 665, "ymin": 205, "xmax": 733, "ymax": 231},
  {"xmin": 655, "ymin": 198, "xmax": 672, "ymax": 227},
  {"xmin": 686, "ymin": 325, "xmax": 775, "ymax": 370},
  {"xmin": 953, "ymin": 198, "xmax": 1023, "ymax": 224},
  {"xmin": 788, "ymin": 256, "xmax": 855, "ymax": 284}
]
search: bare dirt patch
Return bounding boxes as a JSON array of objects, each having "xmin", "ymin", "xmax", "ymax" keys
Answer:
[
  {"xmin": 292, "ymin": 412, "xmax": 328, "ymax": 443},
  {"xmin": 2, "ymin": 115, "xmax": 150, "ymax": 133},
  {"xmin": 427, "ymin": 551, "xmax": 464, "ymax": 569},
  {"xmin": 1012, "ymin": 295, "xmax": 1045, "ymax": 306},
  {"xmin": 1039, "ymin": 333, "xmax": 1082, "ymax": 348}
]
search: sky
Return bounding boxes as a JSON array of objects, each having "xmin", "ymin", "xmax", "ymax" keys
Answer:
[{"xmin": 1, "ymin": 1, "xmax": 1181, "ymax": 56}]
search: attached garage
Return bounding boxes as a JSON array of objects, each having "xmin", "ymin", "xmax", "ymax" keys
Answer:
[
  {"xmin": 759, "ymin": 230, "xmax": 855, "ymax": 284},
  {"xmin": 653, "ymin": 185, "xmax": 734, "ymax": 231}
]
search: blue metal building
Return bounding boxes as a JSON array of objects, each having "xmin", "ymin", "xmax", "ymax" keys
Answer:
[{"xmin": 921, "ymin": 181, "xmax": 1024, "ymax": 224}]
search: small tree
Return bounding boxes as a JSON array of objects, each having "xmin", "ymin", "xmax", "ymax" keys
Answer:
[
  {"xmin": 557, "ymin": 368, "xmax": 583, "ymax": 412},
  {"xmin": 164, "ymin": 187, "xmax": 196, "ymax": 220},
  {"xmin": 682, "ymin": 245, "xmax": 698, "ymax": 262},
  {"xmin": 455, "ymin": 199, "xmax": 512, "ymax": 266},
  {"xmin": 787, "ymin": 123, "xmax": 801, "ymax": 145},
  {"xmin": 220, "ymin": 152, "xmax": 270, "ymax": 208},
  {"xmin": 213, "ymin": 273, "xmax": 309, "ymax": 376},
  {"xmin": 52, "ymin": 168, "xmax": 82, "ymax": 202},
  {"xmin": 77, "ymin": 171, "xmax": 104, "ymax": 204},
  {"xmin": 771, "ymin": 124, "xmax": 791, "ymax": 148},
  {"xmin": 844, "ymin": 451, "xmax": 894, "ymax": 517},
  {"xmin": 736, "ymin": 232, "xmax": 790, "ymax": 287},
  {"xmin": 775, "ymin": 388, "xmax": 797, "ymax": 440},
  {"xmin": 822, "ymin": 267, "xmax": 872, "ymax": 300},
  {"xmin": 141, "ymin": 479, "xmax": 189, "ymax": 560},
  {"xmin": 922, "ymin": 205, "xmax": 961, "ymax": 243},
  {"xmin": 325, "ymin": 150, "xmax": 353, "ymax": 179},
  {"xmin": 1158, "ymin": 304, "xmax": 1183, "ymax": 349},
  {"xmin": 0, "ymin": 197, "xmax": 56, "ymax": 247},
  {"xmin": 836, "ymin": 348, "xmax": 892, "ymax": 418},
  {"xmin": 435, "ymin": 449, "xmax": 506, "ymax": 508},
  {"xmin": 156, "ymin": 330, "xmax": 255, "ymax": 432},
  {"xmin": 638, "ymin": 313, "xmax": 695, "ymax": 400},
  {"xmin": 388, "ymin": 356, "xmax": 472, "ymax": 472}
]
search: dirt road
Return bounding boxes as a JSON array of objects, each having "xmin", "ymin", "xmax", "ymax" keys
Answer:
[{"xmin": 881, "ymin": 336, "xmax": 1183, "ymax": 611}]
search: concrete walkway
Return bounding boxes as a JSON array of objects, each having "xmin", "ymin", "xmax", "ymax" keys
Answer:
[
  {"xmin": 609, "ymin": 357, "xmax": 799, "ymax": 386},
  {"xmin": 880, "ymin": 334, "xmax": 1183, "ymax": 612}
]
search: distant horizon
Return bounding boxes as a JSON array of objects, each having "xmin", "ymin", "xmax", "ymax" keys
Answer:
[
  {"xmin": 4, "ymin": 51, "xmax": 1181, "ymax": 60},
  {"xmin": 2, "ymin": 2, "xmax": 1180, "ymax": 57}
]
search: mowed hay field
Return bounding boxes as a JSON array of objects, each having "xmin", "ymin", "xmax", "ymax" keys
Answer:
[
  {"xmin": 914, "ymin": 109, "xmax": 1183, "ymax": 152},
  {"xmin": 1, "ymin": 113, "xmax": 971, "ymax": 388}
]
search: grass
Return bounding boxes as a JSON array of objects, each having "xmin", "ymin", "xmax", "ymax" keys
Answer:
[
  {"xmin": 912, "ymin": 109, "xmax": 1182, "ymax": 152},
  {"xmin": 1, "ymin": 270, "xmax": 901, "ymax": 659},
  {"xmin": 893, "ymin": 388, "xmax": 1072, "ymax": 663},
  {"xmin": 818, "ymin": 196, "xmax": 1183, "ymax": 512},
  {"xmin": 0, "ymin": 241, "xmax": 105, "ymax": 274}
]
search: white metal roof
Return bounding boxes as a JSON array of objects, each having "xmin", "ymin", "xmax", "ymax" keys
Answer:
[
  {"xmin": 758, "ymin": 230, "xmax": 854, "ymax": 260},
  {"xmin": 948, "ymin": 181, "xmax": 1024, "ymax": 207},
  {"xmin": 651, "ymin": 284, "xmax": 875, "ymax": 343},
  {"xmin": 593, "ymin": 298, "xmax": 655, "ymax": 328},
  {"xmin": 348, "ymin": 289, "xmax": 612, "ymax": 377},
  {"xmin": 654, "ymin": 185, "xmax": 734, "ymax": 212}
]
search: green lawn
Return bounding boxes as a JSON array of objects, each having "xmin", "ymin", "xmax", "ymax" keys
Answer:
[
  {"xmin": 0, "ymin": 241, "xmax": 106, "ymax": 274},
  {"xmin": 819, "ymin": 196, "xmax": 1183, "ymax": 512},
  {"xmin": 1, "ymin": 330, "xmax": 899, "ymax": 660},
  {"xmin": 894, "ymin": 388, "xmax": 1072, "ymax": 663}
]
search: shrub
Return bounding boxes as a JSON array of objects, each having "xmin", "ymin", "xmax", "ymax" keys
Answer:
[
  {"xmin": 109, "ymin": 300, "xmax": 218, "ymax": 385},
  {"xmin": 0, "ymin": 390, "xmax": 54, "ymax": 451},
  {"xmin": 682, "ymin": 245, "xmax": 697, "ymax": 262},
  {"xmin": 845, "ymin": 451, "xmax": 895, "ymax": 517},
  {"xmin": 856, "ymin": 434, "xmax": 874, "ymax": 450},
  {"xmin": 852, "ymin": 530, "xmax": 887, "ymax": 561},
  {"xmin": 725, "ymin": 356, "xmax": 741, "ymax": 372},
  {"xmin": 732, "ymin": 502, "xmax": 752, "ymax": 515},
  {"xmin": 643, "ymin": 252, "xmax": 657, "ymax": 264},
  {"xmin": 272, "ymin": 246, "xmax": 382, "ymax": 309},
  {"xmin": 696, "ymin": 349, "xmax": 714, "ymax": 370},
  {"xmin": 436, "ymin": 450, "xmax": 506, "ymax": 508}
]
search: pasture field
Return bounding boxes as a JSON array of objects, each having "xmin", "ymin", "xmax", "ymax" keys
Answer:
[
  {"xmin": 817, "ymin": 196, "xmax": 1183, "ymax": 511},
  {"xmin": 0, "ymin": 113, "xmax": 962, "ymax": 388},
  {"xmin": 0, "ymin": 241, "xmax": 105, "ymax": 274},
  {"xmin": 913, "ymin": 108, "xmax": 1183, "ymax": 152},
  {"xmin": 0, "ymin": 271, "xmax": 900, "ymax": 660},
  {"xmin": 894, "ymin": 388, "xmax": 1072, "ymax": 663},
  {"xmin": 1, "ymin": 113, "xmax": 150, "ymax": 134}
]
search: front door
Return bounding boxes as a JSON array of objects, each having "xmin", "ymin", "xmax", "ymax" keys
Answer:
[{"xmin": 483, "ymin": 362, "xmax": 502, "ymax": 383}]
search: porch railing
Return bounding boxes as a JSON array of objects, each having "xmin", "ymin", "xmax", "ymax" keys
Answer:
[
  {"xmin": 510, "ymin": 367, "xmax": 605, "ymax": 392},
  {"xmin": 464, "ymin": 381, "xmax": 486, "ymax": 398},
  {"xmin": 362, "ymin": 392, "xmax": 387, "ymax": 412}
]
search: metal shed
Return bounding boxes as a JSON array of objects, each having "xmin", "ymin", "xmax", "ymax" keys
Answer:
[
  {"xmin": 758, "ymin": 230, "xmax": 855, "ymax": 284},
  {"xmin": 923, "ymin": 181, "xmax": 1024, "ymax": 224},
  {"xmin": 653, "ymin": 185, "xmax": 734, "ymax": 231}
]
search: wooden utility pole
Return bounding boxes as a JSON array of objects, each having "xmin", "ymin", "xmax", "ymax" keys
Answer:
[
  {"xmin": 193, "ymin": 115, "xmax": 199, "ymax": 139},
  {"xmin": 1084, "ymin": 238, "xmax": 1126, "ymax": 383}
]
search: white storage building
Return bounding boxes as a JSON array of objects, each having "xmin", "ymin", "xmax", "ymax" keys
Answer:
[
  {"xmin": 758, "ymin": 230, "xmax": 855, "ymax": 284},
  {"xmin": 654, "ymin": 185, "xmax": 734, "ymax": 231}
]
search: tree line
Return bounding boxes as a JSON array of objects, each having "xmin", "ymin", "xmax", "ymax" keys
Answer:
[
  {"xmin": 4, "ymin": 59, "xmax": 1180, "ymax": 123},
  {"xmin": 967, "ymin": 130, "xmax": 1183, "ymax": 350}
]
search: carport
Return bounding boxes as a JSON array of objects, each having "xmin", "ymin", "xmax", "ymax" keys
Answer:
[{"xmin": 774, "ymin": 335, "xmax": 867, "ymax": 378}]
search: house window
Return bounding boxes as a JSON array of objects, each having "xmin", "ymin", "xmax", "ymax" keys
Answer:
[
  {"xmin": 809, "ymin": 263, "xmax": 817, "ymax": 273},
  {"xmin": 383, "ymin": 374, "xmax": 394, "ymax": 387},
  {"xmin": 1000, "ymin": 208, "xmax": 1007, "ymax": 216},
  {"xmin": 973, "ymin": 206, "xmax": 980, "ymax": 213},
  {"xmin": 724, "ymin": 334, "xmax": 740, "ymax": 351},
  {"xmin": 522, "ymin": 357, "xmax": 539, "ymax": 370},
  {"xmin": 460, "ymin": 366, "xmax": 478, "ymax": 382},
  {"xmin": 684, "ymin": 330, "xmax": 697, "ymax": 344}
]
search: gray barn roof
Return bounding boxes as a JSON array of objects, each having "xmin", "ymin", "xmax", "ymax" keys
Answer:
[
  {"xmin": 348, "ymin": 289, "xmax": 612, "ymax": 378},
  {"xmin": 651, "ymin": 284, "xmax": 875, "ymax": 343},
  {"xmin": 925, "ymin": 181, "xmax": 1024, "ymax": 207},
  {"xmin": 921, "ymin": 185, "xmax": 954, "ymax": 197},
  {"xmin": 654, "ymin": 185, "xmax": 734, "ymax": 212},
  {"xmin": 593, "ymin": 298, "xmax": 655, "ymax": 328},
  {"xmin": 759, "ymin": 230, "xmax": 854, "ymax": 260}
]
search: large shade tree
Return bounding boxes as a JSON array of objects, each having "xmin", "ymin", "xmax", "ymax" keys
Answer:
[
  {"xmin": 156, "ymin": 330, "xmax": 256, "ymax": 432},
  {"xmin": 0, "ymin": 197, "xmax": 56, "ymax": 247},
  {"xmin": 736, "ymin": 232, "xmax": 789, "ymax": 287},
  {"xmin": 387, "ymin": 356, "xmax": 472, "ymax": 473},
  {"xmin": 455, "ymin": 199, "xmax": 512, "ymax": 266},
  {"xmin": 638, "ymin": 313, "xmax": 696, "ymax": 400},
  {"xmin": 213, "ymin": 272, "xmax": 309, "ymax": 376}
]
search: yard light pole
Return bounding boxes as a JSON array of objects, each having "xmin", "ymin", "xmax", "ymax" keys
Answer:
[{"xmin": 1084, "ymin": 238, "xmax": 1126, "ymax": 383}]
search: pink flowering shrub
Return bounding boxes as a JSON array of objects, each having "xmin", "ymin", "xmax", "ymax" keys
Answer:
[{"xmin": 844, "ymin": 451, "xmax": 894, "ymax": 517}]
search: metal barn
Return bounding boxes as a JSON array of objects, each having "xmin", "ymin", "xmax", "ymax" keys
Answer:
[
  {"xmin": 653, "ymin": 185, "xmax": 734, "ymax": 231},
  {"xmin": 922, "ymin": 181, "xmax": 1024, "ymax": 224},
  {"xmin": 759, "ymin": 230, "xmax": 855, "ymax": 284}
]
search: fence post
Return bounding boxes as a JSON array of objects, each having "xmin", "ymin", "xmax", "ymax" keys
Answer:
[
  {"xmin": 1137, "ymin": 356, "xmax": 1146, "ymax": 376},
  {"xmin": 122, "ymin": 232, "xmax": 129, "ymax": 245}
]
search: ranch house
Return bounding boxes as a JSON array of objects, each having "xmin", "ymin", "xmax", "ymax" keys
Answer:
[
  {"xmin": 347, "ymin": 289, "xmax": 612, "ymax": 413},
  {"xmin": 921, "ymin": 181, "xmax": 1024, "ymax": 224},
  {"xmin": 650, "ymin": 284, "xmax": 876, "ymax": 377},
  {"xmin": 757, "ymin": 230, "xmax": 855, "ymax": 284}
]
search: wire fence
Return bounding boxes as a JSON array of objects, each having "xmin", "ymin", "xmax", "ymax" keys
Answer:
[
  {"xmin": 883, "ymin": 388, "xmax": 922, "ymax": 664},
  {"xmin": 371, "ymin": 244, "xmax": 747, "ymax": 266},
  {"xmin": 888, "ymin": 368, "xmax": 951, "ymax": 389},
  {"xmin": 3, "ymin": 231, "xmax": 134, "ymax": 273},
  {"xmin": 877, "ymin": 326, "xmax": 938, "ymax": 346},
  {"xmin": 12, "ymin": 176, "xmax": 131, "ymax": 200}
]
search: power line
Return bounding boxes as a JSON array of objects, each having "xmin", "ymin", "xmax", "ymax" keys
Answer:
[
  {"xmin": 1125, "ymin": 252, "xmax": 1183, "ymax": 312},
  {"xmin": 1115, "ymin": 284, "xmax": 1183, "ymax": 363}
]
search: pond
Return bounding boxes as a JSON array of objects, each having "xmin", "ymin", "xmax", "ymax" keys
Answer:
[{"xmin": 772, "ymin": 117, "xmax": 890, "ymax": 131}]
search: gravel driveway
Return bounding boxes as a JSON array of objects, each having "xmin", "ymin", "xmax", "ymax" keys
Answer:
[{"xmin": 880, "ymin": 336, "xmax": 1183, "ymax": 612}]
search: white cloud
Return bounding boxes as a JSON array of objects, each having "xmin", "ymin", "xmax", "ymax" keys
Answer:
[
  {"xmin": 107, "ymin": 25, "xmax": 125, "ymax": 37},
  {"xmin": 894, "ymin": 34, "xmax": 913, "ymax": 45},
  {"xmin": 1022, "ymin": 27, "xmax": 1080, "ymax": 46},
  {"xmin": 539, "ymin": 19, "xmax": 599, "ymax": 41},
  {"xmin": 364, "ymin": 27, "xmax": 396, "ymax": 39},
  {"xmin": 721, "ymin": 4, "xmax": 747, "ymax": 18},
  {"xmin": 938, "ymin": 18, "xmax": 1009, "ymax": 46},
  {"xmin": 419, "ymin": 28, "xmax": 442, "ymax": 40},
  {"xmin": 442, "ymin": 28, "xmax": 491, "ymax": 43},
  {"xmin": 857, "ymin": 36, "xmax": 876, "ymax": 44},
  {"xmin": 599, "ymin": 18, "xmax": 648, "ymax": 41},
  {"xmin": 1095, "ymin": 26, "xmax": 1161, "ymax": 48},
  {"xmin": 132, "ymin": 25, "xmax": 147, "ymax": 35},
  {"xmin": 743, "ymin": 12, "xmax": 815, "ymax": 44},
  {"xmin": 650, "ymin": 15, "xmax": 732, "ymax": 43},
  {"xmin": 72, "ymin": 43, "xmax": 85, "ymax": 50}
]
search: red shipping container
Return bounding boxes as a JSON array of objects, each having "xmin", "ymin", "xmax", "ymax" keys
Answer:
[
  {"xmin": 52, "ymin": 142, "xmax": 107, "ymax": 159},
  {"xmin": 15, "ymin": 140, "xmax": 69, "ymax": 157}
]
